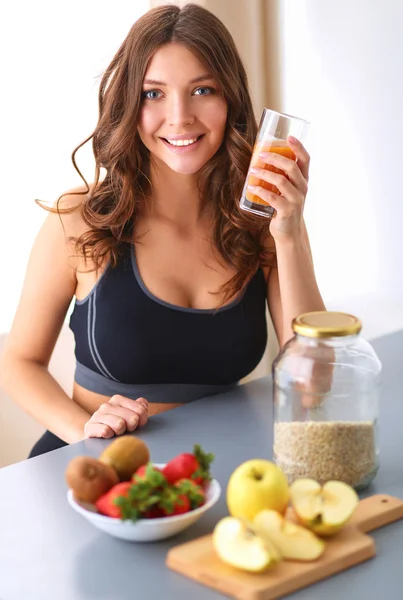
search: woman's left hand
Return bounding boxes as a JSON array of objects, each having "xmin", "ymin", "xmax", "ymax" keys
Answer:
[{"xmin": 248, "ymin": 136, "xmax": 310, "ymax": 242}]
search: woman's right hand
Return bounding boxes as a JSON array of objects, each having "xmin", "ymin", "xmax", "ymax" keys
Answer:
[{"xmin": 83, "ymin": 395, "xmax": 149, "ymax": 439}]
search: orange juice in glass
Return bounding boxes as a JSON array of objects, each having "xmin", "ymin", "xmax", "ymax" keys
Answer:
[{"xmin": 240, "ymin": 109, "xmax": 309, "ymax": 218}]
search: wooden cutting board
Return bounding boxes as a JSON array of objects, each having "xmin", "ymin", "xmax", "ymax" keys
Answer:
[{"xmin": 166, "ymin": 494, "xmax": 403, "ymax": 600}]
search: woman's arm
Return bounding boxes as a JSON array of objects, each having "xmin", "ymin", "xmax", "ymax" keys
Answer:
[
  {"xmin": 1, "ymin": 359, "xmax": 90, "ymax": 444},
  {"xmin": 0, "ymin": 205, "xmax": 91, "ymax": 443},
  {"xmin": 0, "ymin": 193, "xmax": 149, "ymax": 443},
  {"xmin": 250, "ymin": 136, "xmax": 325, "ymax": 347},
  {"xmin": 267, "ymin": 220, "xmax": 325, "ymax": 347}
]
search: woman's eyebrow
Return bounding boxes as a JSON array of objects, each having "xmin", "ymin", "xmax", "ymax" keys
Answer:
[{"xmin": 143, "ymin": 74, "xmax": 214, "ymax": 86}]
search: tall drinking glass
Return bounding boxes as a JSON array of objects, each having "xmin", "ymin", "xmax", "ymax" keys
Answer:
[{"xmin": 240, "ymin": 109, "xmax": 310, "ymax": 218}]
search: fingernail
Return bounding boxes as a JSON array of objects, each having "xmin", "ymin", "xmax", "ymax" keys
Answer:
[
  {"xmin": 248, "ymin": 185, "xmax": 257, "ymax": 191},
  {"xmin": 250, "ymin": 166, "xmax": 259, "ymax": 173},
  {"xmin": 288, "ymin": 136, "xmax": 298, "ymax": 144},
  {"xmin": 259, "ymin": 152, "xmax": 269, "ymax": 158}
]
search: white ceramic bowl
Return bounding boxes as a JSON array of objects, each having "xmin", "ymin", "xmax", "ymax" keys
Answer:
[{"xmin": 67, "ymin": 463, "xmax": 221, "ymax": 542}]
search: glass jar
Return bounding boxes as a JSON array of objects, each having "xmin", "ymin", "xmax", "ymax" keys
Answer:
[{"xmin": 272, "ymin": 311, "xmax": 381, "ymax": 491}]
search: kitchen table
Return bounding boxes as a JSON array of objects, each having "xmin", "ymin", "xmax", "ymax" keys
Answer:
[{"xmin": 0, "ymin": 330, "xmax": 402, "ymax": 600}]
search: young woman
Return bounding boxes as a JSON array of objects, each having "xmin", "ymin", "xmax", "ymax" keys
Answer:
[{"xmin": 0, "ymin": 3, "xmax": 325, "ymax": 458}]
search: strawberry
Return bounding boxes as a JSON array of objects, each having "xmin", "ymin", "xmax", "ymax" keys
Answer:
[
  {"xmin": 95, "ymin": 482, "xmax": 132, "ymax": 518},
  {"xmin": 162, "ymin": 445, "xmax": 214, "ymax": 486},
  {"xmin": 112, "ymin": 466, "xmax": 168, "ymax": 522},
  {"xmin": 162, "ymin": 454, "xmax": 197, "ymax": 485},
  {"xmin": 133, "ymin": 463, "xmax": 164, "ymax": 481},
  {"xmin": 176, "ymin": 478, "xmax": 206, "ymax": 508},
  {"xmin": 164, "ymin": 494, "xmax": 191, "ymax": 516},
  {"xmin": 160, "ymin": 490, "xmax": 191, "ymax": 516},
  {"xmin": 158, "ymin": 478, "xmax": 205, "ymax": 516}
]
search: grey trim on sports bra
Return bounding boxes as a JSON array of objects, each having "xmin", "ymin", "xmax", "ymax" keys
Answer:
[
  {"xmin": 73, "ymin": 244, "xmax": 249, "ymax": 312},
  {"xmin": 87, "ymin": 292, "xmax": 120, "ymax": 382},
  {"xmin": 130, "ymin": 244, "xmax": 248, "ymax": 314},
  {"xmin": 75, "ymin": 264, "xmax": 111, "ymax": 306},
  {"xmin": 74, "ymin": 361, "xmax": 238, "ymax": 403}
]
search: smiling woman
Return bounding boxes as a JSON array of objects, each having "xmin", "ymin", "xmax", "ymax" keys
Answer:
[
  {"xmin": 0, "ymin": 3, "xmax": 325, "ymax": 458},
  {"xmin": 138, "ymin": 44, "xmax": 227, "ymax": 176}
]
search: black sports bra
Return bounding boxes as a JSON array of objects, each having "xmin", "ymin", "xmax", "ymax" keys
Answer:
[{"xmin": 69, "ymin": 243, "xmax": 268, "ymax": 403}]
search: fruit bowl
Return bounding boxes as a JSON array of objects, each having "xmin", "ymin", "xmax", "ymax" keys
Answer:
[{"xmin": 67, "ymin": 463, "xmax": 221, "ymax": 542}]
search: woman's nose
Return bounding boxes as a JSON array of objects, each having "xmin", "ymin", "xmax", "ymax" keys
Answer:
[{"xmin": 167, "ymin": 95, "xmax": 195, "ymax": 127}]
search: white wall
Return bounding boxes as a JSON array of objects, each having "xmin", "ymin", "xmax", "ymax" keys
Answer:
[
  {"xmin": 3, "ymin": 0, "xmax": 402, "ymax": 339},
  {"xmin": 0, "ymin": 0, "xmax": 149, "ymax": 335},
  {"xmin": 277, "ymin": 0, "xmax": 403, "ymax": 338},
  {"xmin": 3, "ymin": 0, "xmax": 402, "ymax": 340}
]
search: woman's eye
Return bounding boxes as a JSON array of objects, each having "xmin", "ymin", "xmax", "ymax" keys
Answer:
[
  {"xmin": 142, "ymin": 90, "xmax": 162, "ymax": 100},
  {"xmin": 193, "ymin": 87, "xmax": 214, "ymax": 96}
]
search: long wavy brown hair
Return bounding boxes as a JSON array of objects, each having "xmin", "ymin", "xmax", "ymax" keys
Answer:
[{"xmin": 44, "ymin": 3, "xmax": 276, "ymax": 302}]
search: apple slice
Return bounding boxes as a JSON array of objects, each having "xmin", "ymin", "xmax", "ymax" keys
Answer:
[
  {"xmin": 212, "ymin": 517, "xmax": 281, "ymax": 573},
  {"xmin": 290, "ymin": 478, "xmax": 359, "ymax": 537},
  {"xmin": 254, "ymin": 509, "xmax": 325, "ymax": 561}
]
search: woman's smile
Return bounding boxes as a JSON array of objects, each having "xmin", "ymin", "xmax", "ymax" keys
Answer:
[{"xmin": 160, "ymin": 134, "xmax": 205, "ymax": 153}]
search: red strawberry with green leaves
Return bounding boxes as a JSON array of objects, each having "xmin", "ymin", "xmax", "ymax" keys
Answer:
[
  {"xmin": 162, "ymin": 454, "xmax": 195, "ymax": 484},
  {"xmin": 112, "ymin": 467, "xmax": 168, "ymax": 522},
  {"xmin": 160, "ymin": 493, "xmax": 191, "ymax": 517},
  {"xmin": 133, "ymin": 463, "xmax": 165, "ymax": 481},
  {"xmin": 95, "ymin": 482, "xmax": 132, "ymax": 518},
  {"xmin": 162, "ymin": 445, "xmax": 214, "ymax": 486},
  {"xmin": 158, "ymin": 478, "xmax": 205, "ymax": 516},
  {"xmin": 176, "ymin": 478, "xmax": 206, "ymax": 508}
]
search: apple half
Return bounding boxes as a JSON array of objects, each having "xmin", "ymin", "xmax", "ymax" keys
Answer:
[
  {"xmin": 254, "ymin": 509, "xmax": 325, "ymax": 561},
  {"xmin": 290, "ymin": 478, "xmax": 359, "ymax": 537},
  {"xmin": 212, "ymin": 516, "xmax": 281, "ymax": 573}
]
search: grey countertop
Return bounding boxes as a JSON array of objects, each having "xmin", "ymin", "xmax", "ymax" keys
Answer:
[{"xmin": 0, "ymin": 330, "xmax": 402, "ymax": 600}]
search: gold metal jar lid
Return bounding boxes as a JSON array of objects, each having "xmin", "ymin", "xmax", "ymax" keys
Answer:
[{"xmin": 292, "ymin": 311, "xmax": 362, "ymax": 338}]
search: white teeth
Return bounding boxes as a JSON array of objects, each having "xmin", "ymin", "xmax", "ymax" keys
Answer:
[{"xmin": 165, "ymin": 137, "xmax": 199, "ymax": 147}]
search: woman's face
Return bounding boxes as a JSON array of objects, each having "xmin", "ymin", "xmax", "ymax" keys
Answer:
[{"xmin": 138, "ymin": 43, "xmax": 228, "ymax": 176}]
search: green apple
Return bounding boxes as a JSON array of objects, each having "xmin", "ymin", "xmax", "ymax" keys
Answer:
[
  {"xmin": 212, "ymin": 516, "xmax": 281, "ymax": 573},
  {"xmin": 227, "ymin": 459, "xmax": 289, "ymax": 521},
  {"xmin": 254, "ymin": 509, "xmax": 325, "ymax": 561},
  {"xmin": 290, "ymin": 478, "xmax": 359, "ymax": 537}
]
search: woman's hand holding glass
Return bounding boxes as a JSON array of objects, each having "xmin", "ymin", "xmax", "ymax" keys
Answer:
[{"xmin": 248, "ymin": 136, "xmax": 310, "ymax": 242}]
